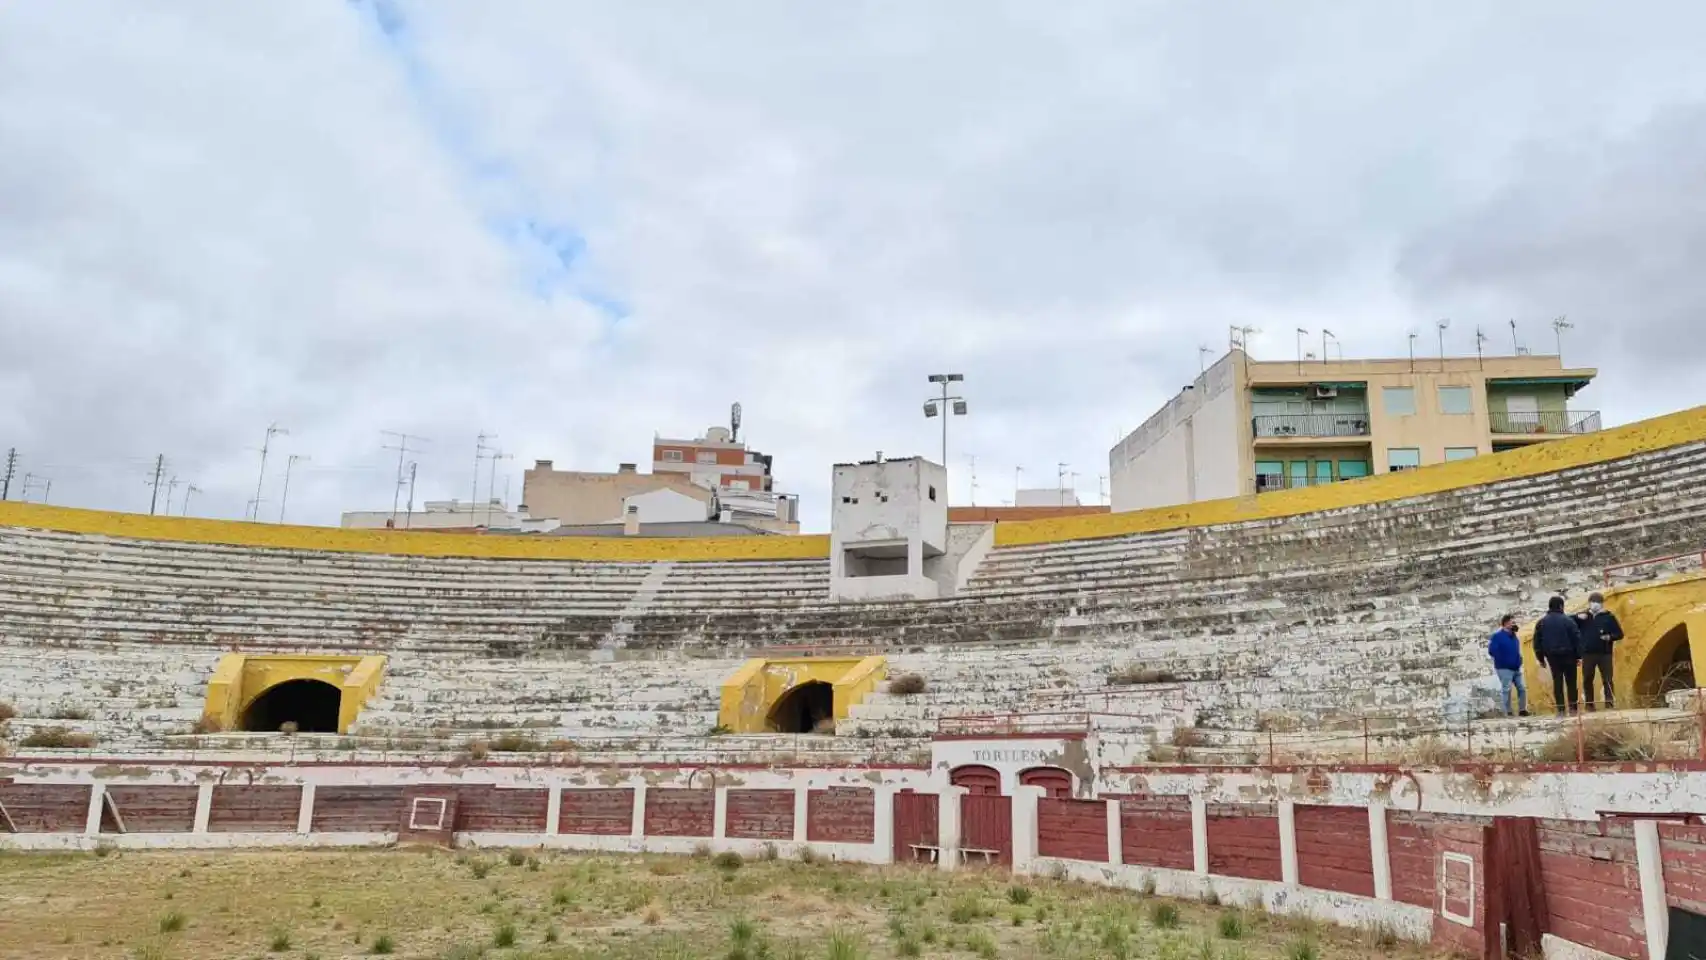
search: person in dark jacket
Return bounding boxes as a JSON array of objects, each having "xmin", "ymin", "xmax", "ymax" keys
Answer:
[
  {"xmin": 1533, "ymin": 596, "xmax": 1583, "ymax": 715},
  {"xmin": 1488, "ymin": 614, "xmax": 1528, "ymax": 716},
  {"xmin": 1575, "ymin": 591, "xmax": 1625, "ymax": 711}
]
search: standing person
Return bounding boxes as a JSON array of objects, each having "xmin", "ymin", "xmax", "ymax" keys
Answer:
[
  {"xmin": 1576, "ymin": 592, "xmax": 1625, "ymax": 711},
  {"xmin": 1533, "ymin": 596, "xmax": 1584, "ymax": 715},
  {"xmin": 1488, "ymin": 614, "xmax": 1529, "ymax": 717}
]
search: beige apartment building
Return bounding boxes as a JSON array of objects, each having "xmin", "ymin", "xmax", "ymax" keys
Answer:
[{"xmin": 1109, "ymin": 349, "xmax": 1599, "ymax": 511}]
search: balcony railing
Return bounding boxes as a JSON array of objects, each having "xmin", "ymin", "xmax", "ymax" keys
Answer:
[
  {"xmin": 1252, "ymin": 413, "xmax": 1371, "ymax": 439},
  {"xmin": 1256, "ymin": 474, "xmax": 1344, "ymax": 493},
  {"xmin": 1489, "ymin": 410, "xmax": 1602, "ymax": 435}
]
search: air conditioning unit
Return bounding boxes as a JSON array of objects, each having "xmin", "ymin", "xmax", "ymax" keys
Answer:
[{"xmin": 1309, "ymin": 385, "xmax": 1339, "ymax": 400}]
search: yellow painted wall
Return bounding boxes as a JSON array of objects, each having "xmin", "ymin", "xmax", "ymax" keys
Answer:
[
  {"xmin": 717, "ymin": 656, "xmax": 887, "ymax": 733},
  {"xmin": 200, "ymin": 654, "xmax": 388, "ymax": 733},
  {"xmin": 3, "ymin": 404, "xmax": 1705, "ymax": 556},
  {"xmin": 998, "ymin": 403, "xmax": 1706, "ymax": 547},
  {"xmin": 1520, "ymin": 574, "xmax": 1706, "ymax": 712}
]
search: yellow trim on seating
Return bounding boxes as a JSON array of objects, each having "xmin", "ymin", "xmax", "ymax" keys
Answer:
[
  {"xmin": 995, "ymin": 404, "xmax": 1706, "ymax": 547},
  {"xmin": 0, "ymin": 501, "xmax": 831, "ymax": 562},
  {"xmin": 2, "ymin": 405, "xmax": 1704, "ymax": 557}
]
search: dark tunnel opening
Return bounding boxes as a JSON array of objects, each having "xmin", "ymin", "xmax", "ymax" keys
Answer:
[
  {"xmin": 240, "ymin": 679, "xmax": 342, "ymax": 733},
  {"xmin": 767, "ymin": 681, "xmax": 835, "ymax": 734}
]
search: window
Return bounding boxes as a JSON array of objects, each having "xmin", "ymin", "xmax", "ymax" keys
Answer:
[
  {"xmin": 727, "ymin": 479, "xmax": 751, "ymax": 491},
  {"xmin": 1445, "ymin": 447, "xmax": 1478, "ymax": 462},
  {"xmin": 695, "ymin": 450, "xmax": 718, "ymax": 464},
  {"xmin": 1383, "ymin": 387, "xmax": 1416, "ymax": 416},
  {"xmin": 1387, "ymin": 448, "xmax": 1422, "ymax": 471},
  {"xmin": 927, "ymin": 485, "xmax": 937, "ymax": 501},
  {"xmin": 662, "ymin": 449, "xmax": 684, "ymax": 462},
  {"xmin": 1313, "ymin": 461, "xmax": 1333, "ymax": 485},
  {"xmin": 1439, "ymin": 385, "xmax": 1472, "ymax": 415},
  {"xmin": 1338, "ymin": 460, "xmax": 1370, "ymax": 480}
]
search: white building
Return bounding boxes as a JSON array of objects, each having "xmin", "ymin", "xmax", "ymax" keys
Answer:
[
  {"xmin": 340, "ymin": 500, "xmax": 560, "ymax": 533},
  {"xmin": 829, "ymin": 456, "xmax": 949, "ymax": 602}
]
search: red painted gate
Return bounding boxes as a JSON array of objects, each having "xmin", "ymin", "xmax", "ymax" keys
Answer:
[
  {"xmin": 893, "ymin": 790, "xmax": 939, "ymax": 863},
  {"xmin": 960, "ymin": 793, "xmax": 1013, "ymax": 866},
  {"xmin": 1019, "ymin": 766, "xmax": 1073, "ymax": 799},
  {"xmin": 949, "ymin": 764, "xmax": 1002, "ymax": 796}
]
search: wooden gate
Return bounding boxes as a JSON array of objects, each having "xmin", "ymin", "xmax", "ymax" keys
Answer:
[
  {"xmin": 1020, "ymin": 766, "xmax": 1073, "ymax": 799},
  {"xmin": 961, "ymin": 793, "xmax": 1013, "ymax": 866},
  {"xmin": 1486, "ymin": 817, "xmax": 1546, "ymax": 959},
  {"xmin": 949, "ymin": 764, "xmax": 1002, "ymax": 796},
  {"xmin": 893, "ymin": 790, "xmax": 939, "ymax": 863}
]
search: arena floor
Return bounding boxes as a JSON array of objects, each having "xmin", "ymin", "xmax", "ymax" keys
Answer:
[{"xmin": 0, "ymin": 847, "xmax": 1447, "ymax": 959}]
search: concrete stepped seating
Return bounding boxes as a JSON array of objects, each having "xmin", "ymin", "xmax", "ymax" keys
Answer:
[{"xmin": 3, "ymin": 432, "xmax": 1706, "ymax": 758}]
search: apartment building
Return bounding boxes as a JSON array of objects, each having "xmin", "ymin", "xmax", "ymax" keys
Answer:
[
  {"xmin": 652, "ymin": 426, "xmax": 774, "ymax": 492},
  {"xmin": 1110, "ymin": 349, "xmax": 1599, "ymax": 511}
]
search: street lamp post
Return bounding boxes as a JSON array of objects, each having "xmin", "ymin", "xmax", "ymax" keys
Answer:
[{"xmin": 923, "ymin": 373, "xmax": 968, "ymax": 471}]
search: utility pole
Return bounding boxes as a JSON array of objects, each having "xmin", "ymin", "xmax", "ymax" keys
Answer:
[
  {"xmin": 164, "ymin": 476, "xmax": 183, "ymax": 515},
  {"xmin": 922, "ymin": 374, "xmax": 967, "ymax": 476},
  {"xmin": 1475, "ymin": 327, "xmax": 1488, "ymax": 370},
  {"xmin": 182, "ymin": 485, "xmax": 201, "ymax": 516},
  {"xmin": 1057, "ymin": 462, "xmax": 1069, "ymax": 505},
  {"xmin": 485, "ymin": 448, "xmax": 513, "ymax": 528},
  {"xmin": 381, "ymin": 431, "xmax": 428, "ymax": 526},
  {"xmin": 1436, "ymin": 319, "xmax": 1451, "ymax": 371},
  {"xmin": 1098, "ymin": 474, "xmax": 1109, "ymax": 506},
  {"xmin": 147, "ymin": 454, "xmax": 167, "ymax": 515},
  {"xmin": 1510, "ymin": 319, "xmax": 1520, "ymax": 354},
  {"xmin": 1408, "ymin": 333, "xmax": 1418, "ymax": 372},
  {"xmin": 279, "ymin": 454, "xmax": 309, "ymax": 523},
  {"xmin": 404, "ymin": 462, "xmax": 418, "ymax": 529},
  {"xmin": 250, "ymin": 423, "xmax": 288, "ymax": 521},
  {"xmin": 0, "ymin": 448, "xmax": 17, "ymax": 500},
  {"xmin": 1295, "ymin": 328, "xmax": 1308, "ymax": 375},
  {"xmin": 1322, "ymin": 329, "xmax": 1336, "ymax": 366},
  {"xmin": 21, "ymin": 473, "xmax": 51, "ymax": 504},
  {"xmin": 471, "ymin": 431, "xmax": 497, "ymax": 517},
  {"xmin": 966, "ymin": 454, "xmax": 978, "ymax": 506}
]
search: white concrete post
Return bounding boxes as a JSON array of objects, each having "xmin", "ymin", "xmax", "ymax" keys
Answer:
[
  {"xmin": 629, "ymin": 784, "xmax": 648, "ymax": 839},
  {"xmin": 1191, "ymin": 796, "xmax": 1210, "ymax": 875},
  {"xmin": 295, "ymin": 783, "xmax": 315, "ymax": 835},
  {"xmin": 1105, "ymin": 798, "xmax": 1123, "ymax": 866},
  {"xmin": 1369, "ymin": 804, "xmax": 1393, "ymax": 901},
  {"xmin": 545, "ymin": 784, "xmax": 562, "ymax": 836},
  {"xmin": 1278, "ymin": 801, "xmax": 1299, "ymax": 886},
  {"xmin": 192, "ymin": 783, "xmax": 214, "ymax": 834},
  {"xmin": 83, "ymin": 783, "xmax": 106, "ymax": 837},
  {"xmin": 713, "ymin": 787, "xmax": 729, "ymax": 841},
  {"xmin": 792, "ymin": 786, "xmax": 810, "ymax": 844},
  {"xmin": 1011, "ymin": 786, "xmax": 1046, "ymax": 874},
  {"xmin": 1634, "ymin": 820, "xmax": 1669, "ymax": 960},
  {"xmin": 872, "ymin": 787, "xmax": 897, "ymax": 865},
  {"xmin": 937, "ymin": 786, "xmax": 967, "ymax": 872}
]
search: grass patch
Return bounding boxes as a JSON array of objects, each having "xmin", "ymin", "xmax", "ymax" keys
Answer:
[
  {"xmin": 20, "ymin": 726, "xmax": 97, "ymax": 749},
  {"xmin": 1218, "ymin": 910, "xmax": 1246, "ymax": 940},
  {"xmin": 712, "ymin": 850, "xmax": 744, "ymax": 873},
  {"xmin": 370, "ymin": 933, "xmax": 395, "ymax": 954},
  {"xmin": 505, "ymin": 849, "xmax": 527, "ymax": 868},
  {"xmin": 493, "ymin": 921, "xmax": 517, "ymax": 947},
  {"xmin": 889, "ymin": 673, "xmax": 927, "ymax": 696},
  {"xmin": 1109, "ymin": 665, "xmax": 1178, "ymax": 686},
  {"xmin": 1150, "ymin": 901, "xmax": 1181, "ymax": 929},
  {"xmin": 268, "ymin": 929, "xmax": 292, "ymax": 952},
  {"xmin": 1286, "ymin": 933, "xmax": 1320, "ymax": 960},
  {"xmin": 1007, "ymin": 884, "xmax": 1032, "ymax": 905},
  {"xmin": 158, "ymin": 911, "xmax": 186, "ymax": 933}
]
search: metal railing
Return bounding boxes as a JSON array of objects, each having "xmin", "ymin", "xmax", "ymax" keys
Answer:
[
  {"xmin": 1252, "ymin": 413, "xmax": 1371, "ymax": 438},
  {"xmin": 1255, "ymin": 474, "xmax": 1347, "ymax": 493},
  {"xmin": 1490, "ymin": 410, "xmax": 1602, "ymax": 435}
]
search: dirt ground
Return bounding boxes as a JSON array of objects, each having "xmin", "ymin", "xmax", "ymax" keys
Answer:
[{"xmin": 0, "ymin": 847, "xmax": 1453, "ymax": 959}]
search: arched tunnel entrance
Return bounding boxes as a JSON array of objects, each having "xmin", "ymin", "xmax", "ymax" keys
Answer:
[
  {"xmin": 240, "ymin": 679, "xmax": 343, "ymax": 733},
  {"xmin": 1635, "ymin": 623, "xmax": 1696, "ymax": 704},
  {"xmin": 767, "ymin": 681, "xmax": 835, "ymax": 734}
]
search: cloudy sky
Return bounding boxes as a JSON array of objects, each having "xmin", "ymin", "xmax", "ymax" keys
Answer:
[{"xmin": 2, "ymin": 2, "xmax": 1704, "ymax": 532}]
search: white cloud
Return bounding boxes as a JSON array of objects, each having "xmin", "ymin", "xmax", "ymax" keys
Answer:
[{"xmin": 3, "ymin": 1, "xmax": 1704, "ymax": 530}]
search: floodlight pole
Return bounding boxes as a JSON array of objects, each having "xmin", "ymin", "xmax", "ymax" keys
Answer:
[{"xmin": 924, "ymin": 373, "xmax": 967, "ymax": 474}]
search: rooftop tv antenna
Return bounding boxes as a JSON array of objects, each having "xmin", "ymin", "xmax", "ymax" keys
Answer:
[
  {"xmin": 1436, "ymin": 318, "xmax": 1451, "ymax": 371},
  {"xmin": 1552, "ymin": 315, "xmax": 1573, "ymax": 360},
  {"xmin": 730, "ymin": 402, "xmax": 742, "ymax": 443}
]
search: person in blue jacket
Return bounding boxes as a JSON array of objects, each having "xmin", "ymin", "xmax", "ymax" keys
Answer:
[{"xmin": 1488, "ymin": 613, "xmax": 1529, "ymax": 717}]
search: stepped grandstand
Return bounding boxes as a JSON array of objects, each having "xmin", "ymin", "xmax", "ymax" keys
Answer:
[{"xmin": 2, "ymin": 405, "xmax": 1706, "ymax": 765}]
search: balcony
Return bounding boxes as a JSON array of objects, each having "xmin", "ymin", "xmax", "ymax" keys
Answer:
[
  {"xmin": 1489, "ymin": 410, "xmax": 1602, "ymax": 436},
  {"xmin": 1252, "ymin": 413, "xmax": 1371, "ymax": 440},
  {"xmin": 1256, "ymin": 474, "xmax": 1351, "ymax": 493}
]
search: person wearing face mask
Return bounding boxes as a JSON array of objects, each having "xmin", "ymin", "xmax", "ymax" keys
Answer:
[
  {"xmin": 1533, "ymin": 595, "xmax": 1583, "ymax": 715},
  {"xmin": 1575, "ymin": 592, "xmax": 1625, "ymax": 711}
]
